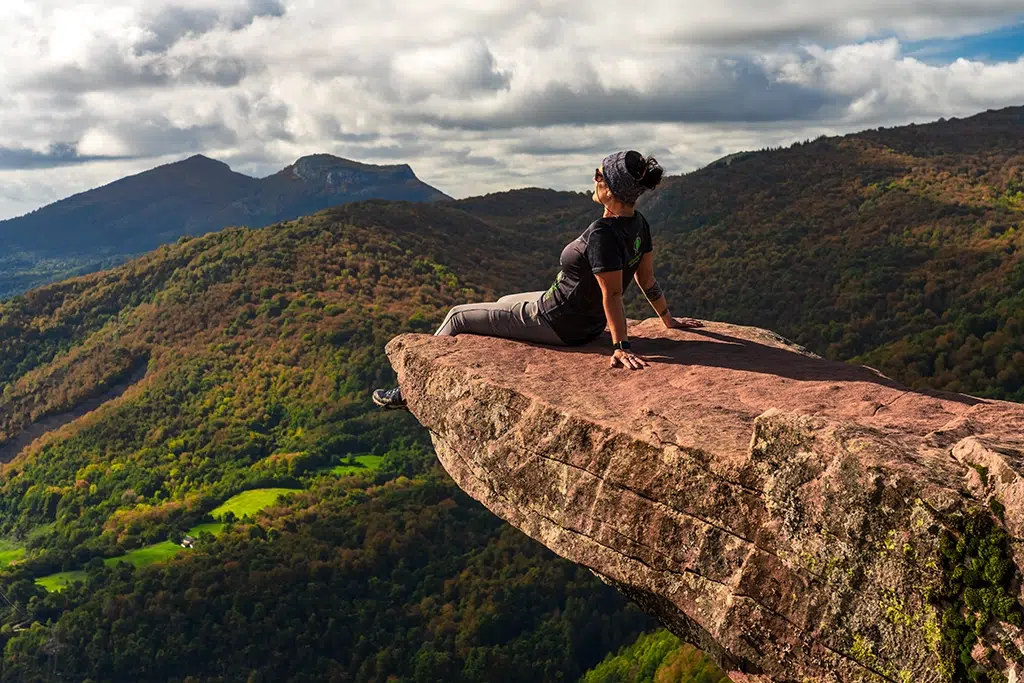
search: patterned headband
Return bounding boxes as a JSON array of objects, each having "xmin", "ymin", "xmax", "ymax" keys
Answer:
[{"xmin": 601, "ymin": 151, "xmax": 647, "ymax": 205}]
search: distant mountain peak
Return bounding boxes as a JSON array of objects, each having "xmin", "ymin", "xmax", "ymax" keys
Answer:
[
  {"xmin": 293, "ymin": 153, "xmax": 356, "ymax": 166},
  {"xmin": 175, "ymin": 154, "xmax": 232, "ymax": 170},
  {"xmin": 286, "ymin": 154, "xmax": 417, "ymax": 184},
  {"xmin": 0, "ymin": 150, "xmax": 449, "ymax": 297},
  {"xmin": 291, "ymin": 153, "xmax": 413, "ymax": 171}
]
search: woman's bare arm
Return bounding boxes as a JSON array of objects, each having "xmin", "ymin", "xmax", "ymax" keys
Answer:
[
  {"xmin": 632, "ymin": 252, "xmax": 670, "ymax": 321},
  {"xmin": 633, "ymin": 251, "xmax": 703, "ymax": 329},
  {"xmin": 595, "ymin": 270, "xmax": 647, "ymax": 369},
  {"xmin": 594, "ymin": 269, "xmax": 628, "ymax": 343}
]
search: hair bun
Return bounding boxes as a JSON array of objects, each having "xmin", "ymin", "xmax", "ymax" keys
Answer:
[{"xmin": 639, "ymin": 155, "xmax": 663, "ymax": 190}]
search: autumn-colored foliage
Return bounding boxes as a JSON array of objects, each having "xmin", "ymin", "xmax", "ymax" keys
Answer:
[
  {"xmin": 0, "ymin": 200, "xmax": 651, "ymax": 681},
  {"xmin": 637, "ymin": 106, "xmax": 1024, "ymax": 399},
  {"xmin": 3, "ymin": 105, "xmax": 1024, "ymax": 681}
]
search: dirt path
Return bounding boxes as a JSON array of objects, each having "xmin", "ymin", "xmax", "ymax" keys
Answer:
[{"xmin": 0, "ymin": 364, "xmax": 149, "ymax": 463}]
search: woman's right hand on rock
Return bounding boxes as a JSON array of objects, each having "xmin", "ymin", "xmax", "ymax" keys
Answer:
[{"xmin": 611, "ymin": 349, "xmax": 649, "ymax": 370}]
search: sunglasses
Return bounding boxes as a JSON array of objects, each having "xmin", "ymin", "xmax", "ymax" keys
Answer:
[{"xmin": 594, "ymin": 168, "xmax": 604, "ymax": 183}]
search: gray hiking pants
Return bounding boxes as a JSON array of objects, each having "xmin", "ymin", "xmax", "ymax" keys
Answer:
[{"xmin": 434, "ymin": 291, "xmax": 566, "ymax": 346}]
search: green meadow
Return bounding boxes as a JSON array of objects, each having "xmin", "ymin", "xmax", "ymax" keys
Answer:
[
  {"xmin": 97, "ymin": 489, "xmax": 301, "ymax": 571},
  {"xmin": 104, "ymin": 541, "xmax": 183, "ymax": 568},
  {"xmin": 329, "ymin": 455, "xmax": 384, "ymax": 476},
  {"xmin": 38, "ymin": 488, "xmax": 299, "ymax": 587},
  {"xmin": 35, "ymin": 570, "xmax": 88, "ymax": 592},
  {"xmin": 36, "ymin": 473, "xmax": 378, "ymax": 590},
  {"xmin": 189, "ymin": 521, "xmax": 225, "ymax": 536},
  {"xmin": 100, "ymin": 519, "xmax": 227, "ymax": 570},
  {"xmin": 210, "ymin": 488, "xmax": 300, "ymax": 519},
  {"xmin": 0, "ymin": 542, "xmax": 25, "ymax": 566}
]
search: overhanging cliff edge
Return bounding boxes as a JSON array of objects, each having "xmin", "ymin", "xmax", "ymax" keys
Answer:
[{"xmin": 385, "ymin": 319, "xmax": 1024, "ymax": 683}]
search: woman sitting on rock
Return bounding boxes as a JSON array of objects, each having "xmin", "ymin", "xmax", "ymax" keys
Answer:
[{"xmin": 373, "ymin": 150, "xmax": 702, "ymax": 410}]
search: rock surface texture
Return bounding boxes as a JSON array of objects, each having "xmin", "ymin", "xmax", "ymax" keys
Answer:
[{"xmin": 386, "ymin": 320, "xmax": 1024, "ymax": 683}]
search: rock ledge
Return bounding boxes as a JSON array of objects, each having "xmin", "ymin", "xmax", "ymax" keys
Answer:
[{"xmin": 386, "ymin": 319, "xmax": 1024, "ymax": 683}]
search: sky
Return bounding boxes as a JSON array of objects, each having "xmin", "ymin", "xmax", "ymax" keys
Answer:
[{"xmin": 0, "ymin": 1, "xmax": 1023, "ymax": 220}]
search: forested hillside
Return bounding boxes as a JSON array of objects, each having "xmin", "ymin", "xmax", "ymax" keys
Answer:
[
  {"xmin": 0, "ymin": 154, "xmax": 449, "ymax": 299},
  {"xmin": 637, "ymin": 106, "xmax": 1024, "ymax": 400},
  {"xmin": 4, "ymin": 104, "xmax": 1024, "ymax": 681},
  {"xmin": 580, "ymin": 631, "xmax": 729, "ymax": 683},
  {"xmin": 0, "ymin": 201, "xmax": 651, "ymax": 681}
]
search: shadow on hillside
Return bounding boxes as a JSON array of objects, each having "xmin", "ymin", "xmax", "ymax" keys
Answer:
[
  {"xmin": 556, "ymin": 328, "xmax": 984, "ymax": 407},
  {"xmin": 0, "ymin": 357, "xmax": 151, "ymax": 463}
]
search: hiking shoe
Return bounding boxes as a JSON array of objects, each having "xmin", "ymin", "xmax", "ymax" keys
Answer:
[{"xmin": 372, "ymin": 386, "xmax": 408, "ymax": 410}]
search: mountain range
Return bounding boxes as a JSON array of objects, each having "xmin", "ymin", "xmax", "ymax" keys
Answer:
[
  {"xmin": 0, "ymin": 154, "xmax": 449, "ymax": 298},
  {"xmin": 0, "ymin": 105, "xmax": 1023, "ymax": 681}
]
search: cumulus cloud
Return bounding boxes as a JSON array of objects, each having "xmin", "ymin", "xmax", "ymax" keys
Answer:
[
  {"xmin": 388, "ymin": 38, "xmax": 510, "ymax": 103},
  {"xmin": 763, "ymin": 39, "xmax": 1024, "ymax": 123},
  {"xmin": 0, "ymin": 0, "xmax": 1022, "ymax": 218}
]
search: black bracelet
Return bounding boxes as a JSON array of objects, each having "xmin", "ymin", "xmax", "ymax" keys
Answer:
[
  {"xmin": 643, "ymin": 280, "xmax": 664, "ymax": 303},
  {"xmin": 613, "ymin": 340, "xmax": 632, "ymax": 351}
]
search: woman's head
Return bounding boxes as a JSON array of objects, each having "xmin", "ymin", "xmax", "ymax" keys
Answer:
[{"xmin": 593, "ymin": 151, "xmax": 663, "ymax": 207}]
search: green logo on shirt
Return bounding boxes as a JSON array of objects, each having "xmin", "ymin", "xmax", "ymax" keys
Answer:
[
  {"xmin": 543, "ymin": 270, "xmax": 564, "ymax": 301},
  {"xmin": 626, "ymin": 236, "xmax": 643, "ymax": 267}
]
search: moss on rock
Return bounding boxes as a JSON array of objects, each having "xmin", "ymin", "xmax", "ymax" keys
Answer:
[{"xmin": 932, "ymin": 507, "xmax": 1022, "ymax": 682}]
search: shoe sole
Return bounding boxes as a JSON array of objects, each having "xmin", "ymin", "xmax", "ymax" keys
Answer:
[{"xmin": 373, "ymin": 395, "xmax": 407, "ymax": 410}]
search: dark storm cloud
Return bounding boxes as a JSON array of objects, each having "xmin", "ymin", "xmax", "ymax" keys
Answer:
[
  {"xmin": 4, "ymin": 0, "xmax": 1024, "ymax": 221},
  {"xmin": 505, "ymin": 137, "xmax": 621, "ymax": 156},
  {"xmin": 312, "ymin": 115, "xmax": 383, "ymax": 144},
  {"xmin": 350, "ymin": 142, "xmax": 434, "ymax": 162},
  {"xmin": 0, "ymin": 143, "xmax": 132, "ymax": 170},
  {"xmin": 453, "ymin": 47, "xmax": 511, "ymax": 94},
  {"xmin": 414, "ymin": 60, "xmax": 840, "ymax": 130},
  {"xmin": 667, "ymin": 19, "xmax": 858, "ymax": 48},
  {"xmin": 652, "ymin": 1, "xmax": 1024, "ymax": 48},
  {"xmin": 335, "ymin": 132, "xmax": 383, "ymax": 143},
  {"xmin": 37, "ymin": 54, "xmax": 252, "ymax": 93},
  {"xmin": 135, "ymin": 6, "xmax": 221, "ymax": 54},
  {"xmin": 136, "ymin": 0, "xmax": 286, "ymax": 54},
  {"xmin": 115, "ymin": 119, "xmax": 240, "ymax": 157}
]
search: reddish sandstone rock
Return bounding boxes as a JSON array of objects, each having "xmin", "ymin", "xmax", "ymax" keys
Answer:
[{"xmin": 385, "ymin": 319, "xmax": 1024, "ymax": 683}]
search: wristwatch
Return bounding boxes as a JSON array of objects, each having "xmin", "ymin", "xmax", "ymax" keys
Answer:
[{"xmin": 613, "ymin": 340, "xmax": 632, "ymax": 351}]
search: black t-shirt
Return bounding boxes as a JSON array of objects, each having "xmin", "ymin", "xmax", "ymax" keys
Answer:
[{"xmin": 537, "ymin": 212, "xmax": 653, "ymax": 345}]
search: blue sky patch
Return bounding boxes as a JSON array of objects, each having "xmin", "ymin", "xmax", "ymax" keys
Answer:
[{"xmin": 905, "ymin": 22, "xmax": 1024, "ymax": 64}]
